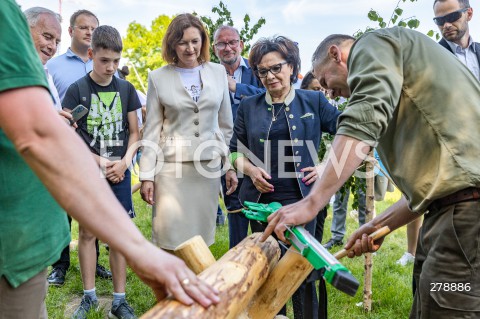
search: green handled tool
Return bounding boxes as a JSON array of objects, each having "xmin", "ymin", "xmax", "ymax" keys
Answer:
[{"xmin": 242, "ymin": 201, "xmax": 360, "ymax": 296}]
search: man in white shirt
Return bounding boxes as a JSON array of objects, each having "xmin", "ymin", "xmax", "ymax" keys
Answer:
[{"xmin": 434, "ymin": 0, "xmax": 480, "ymax": 79}]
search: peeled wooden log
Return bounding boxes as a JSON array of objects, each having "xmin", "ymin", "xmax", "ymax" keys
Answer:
[
  {"xmin": 248, "ymin": 248, "xmax": 313, "ymax": 319},
  {"xmin": 173, "ymin": 235, "xmax": 216, "ymax": 274},
  {"xmin": 141, "ymin": 233, "xmax": 280, "ymax": 319}
]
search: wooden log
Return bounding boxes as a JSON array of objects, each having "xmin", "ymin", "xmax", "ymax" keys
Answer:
[
  {"xmin": 363, "ymin": 149, "xmax": 376, "ymax": 312},
  {"xmin": 141, "ymin": 233, "xmax": 280, "ymax": 319},
  {"xmin": 173, "ymin": 235, "xmax": 216, "ymax": 274},
  {"xmin": 248, "ymin": 248, "xmax": 313, "ymax": 319}
]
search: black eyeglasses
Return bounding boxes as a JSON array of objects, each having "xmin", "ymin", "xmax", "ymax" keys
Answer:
[
  {"xmin": 214, "ymin": 39, "xmax": 240, "ymax": 50},
  {"xmin": 256, "ymin": 62, "xmax": 288, "ymax": 78},
  {"xmin": 433, "ymin": 7, "xmax": 469, "ymax": 26}
]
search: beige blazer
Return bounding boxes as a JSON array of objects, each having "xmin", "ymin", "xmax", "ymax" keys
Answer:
[{"xmin": 140, "ymin": 62, "xmax": 233, "ymax": 181}]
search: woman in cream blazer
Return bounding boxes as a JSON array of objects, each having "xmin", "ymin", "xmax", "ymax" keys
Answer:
[{"xmin": 139, "ymin": 14, "xmax": 234, "ymax": 250}]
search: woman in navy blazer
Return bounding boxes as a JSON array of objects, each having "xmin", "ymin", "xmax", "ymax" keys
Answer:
[{"xmin": 229, "ymin": 36, "xmax": 340, "ymax": 319}]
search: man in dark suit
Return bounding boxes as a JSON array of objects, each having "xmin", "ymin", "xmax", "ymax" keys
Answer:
[
  {"xmin": 434, "ymin": 0, "xmax": 480, "ymax": 79},
  {"xmin": 213, "ymin": 25, "xmax": 264, "ymax": 247}
]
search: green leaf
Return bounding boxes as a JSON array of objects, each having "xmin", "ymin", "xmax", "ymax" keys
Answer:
[
  {"xmin": 394, "ymin": 8, "xmax": 403, "ymax": 16},
  {"xmin": 427, "ymin": 30, "xmax": 434, "ymax": 37},
  {"xmin": 398, "ymin": 21, "xmax": 407, "ymax": 27},
  {"xmin": 407, "ymin": 19, "xmax": 420, "ymax": 29},
  {"xmin": 368, "ymin": 10, "xmax": 379, "ymax": 21}
]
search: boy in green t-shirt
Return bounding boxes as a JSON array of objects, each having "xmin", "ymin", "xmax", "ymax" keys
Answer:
[{"xmin": 63, "ymin": 25, "xmax": 140, "ymax": 319}]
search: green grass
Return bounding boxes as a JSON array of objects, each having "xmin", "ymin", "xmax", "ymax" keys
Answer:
[{"xmin": 46, "ymin": 187, "xmax": 413, "ymax": 319}]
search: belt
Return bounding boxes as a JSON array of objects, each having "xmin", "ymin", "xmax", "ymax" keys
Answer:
[{"xmin": 429, "ymin": 187, "xmax": 480, "ymax": 211}]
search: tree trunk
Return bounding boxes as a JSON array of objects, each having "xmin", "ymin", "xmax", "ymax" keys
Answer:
[
  {"xmin": 173, "ymin": 235, "xmax": 216, "ymax": 274},
  {"xmin": 141, "ymin": 233, "xmax": 280, "ymax": 319},
  {"xmin": 248, "ymin": 248, "xmax": 313, "ymax": 319}
]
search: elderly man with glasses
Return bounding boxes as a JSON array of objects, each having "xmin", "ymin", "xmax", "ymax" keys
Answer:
[
  {"xmin": 434, "ymin": 0, "xmax": 480, "ymax": 80},
  {"xmin": 212, "ymin": 25, "xmax": 264, "ymax": 247}
]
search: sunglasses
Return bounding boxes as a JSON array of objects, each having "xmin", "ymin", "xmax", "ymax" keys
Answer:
[
  {"xmin": 256, "ymin": 61, "xmax": 288, "ymax": 78},
  {"xmin": 433, "ymin": 7, "xmax": 468, "ymax": 26}
]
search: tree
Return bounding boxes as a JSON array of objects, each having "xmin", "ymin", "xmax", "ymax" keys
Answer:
[
  {"xmin": 122, "ymin": 15, "xmax": 174, "ymax": 92},
  {"xmin": 195, "ymin": 1, "xmax": 266, "ymax": 63}
]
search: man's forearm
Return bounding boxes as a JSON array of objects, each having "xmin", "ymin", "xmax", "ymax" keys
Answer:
[
  {"xmin": 0, "ymin": 87, "xmax": 147, "ymax": 261},
  {"xmin": 368, "ymin": 195, "xmax": 420, "ymax": 231},
  {"xmin": 307, "ymin": 134, "xmax": 372, "ymax": 211}
]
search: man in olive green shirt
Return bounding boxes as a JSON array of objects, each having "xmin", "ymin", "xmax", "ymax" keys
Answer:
[{"xmin": 261, "ymin": 27, "xmax": 480, "ymax": 318}]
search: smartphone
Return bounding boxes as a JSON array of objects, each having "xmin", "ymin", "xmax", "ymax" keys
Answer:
[{"xmin": 69, "ymin": 104, "xmax": 88, "ymax": 125}]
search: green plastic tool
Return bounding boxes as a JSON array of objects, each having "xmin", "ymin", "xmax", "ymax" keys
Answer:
[{"xmin": 242, "ymin": 201, "xmax": 360, "ymax": 296}]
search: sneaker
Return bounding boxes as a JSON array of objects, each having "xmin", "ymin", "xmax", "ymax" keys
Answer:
[
  {"xmin": 396, "ymin": 252, "xmax": 415, "ymax": 266},
  {"xmin": 47, "ymin": 267, "xmax": 66, "ymax": 286},
  {"xmin": 96, "ymin": 264, "xmax": 112, "ymax": 279},
  {"xmin": 71, "ymin": 295, "xmax": 99, "ymax": 319},
  {"xmin": 323, "ymin": 238, "xmax": 344, "ymax": 250},
  {"xmin": 108, "ymin": 300, "xmax": 137, "ymax": 319}
]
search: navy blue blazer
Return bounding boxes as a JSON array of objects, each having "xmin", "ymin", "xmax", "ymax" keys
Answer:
[
  {"xmin": 230, "ymin": 58, "xmax": 264, "ymax": 121},
  {"xmin": 230, "ymin": 89, "xmax": 340, "ymax": 204},
  {"xmin": 439, "ymin": 38, "xmax": 480, "ymax": 62}
]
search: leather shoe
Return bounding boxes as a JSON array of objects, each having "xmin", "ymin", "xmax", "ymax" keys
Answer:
[
  {"xmin": 323, "ymin": 238, "xmax": 344, "ymax": 250},
  {"xmin": 47, "ymin": 267, "xmax": 66, "ymax": 286},
  {"xmin": 96, "ymin": 264, "xmax": 112, "ymax": 279}
]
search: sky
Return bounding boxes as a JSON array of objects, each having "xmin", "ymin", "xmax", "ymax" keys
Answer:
[{"xmin": 17, "ymin": 0, "xmax": 480, "ymax": 76}]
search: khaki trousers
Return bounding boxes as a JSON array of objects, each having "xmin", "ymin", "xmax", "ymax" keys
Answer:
[
  {"xmin": 0, "ymin": 269, "xmax": 48, "ymax": 319},
  {"xmin": 410, "ymin": 200, "xmax": 480, "ymax": 318}
]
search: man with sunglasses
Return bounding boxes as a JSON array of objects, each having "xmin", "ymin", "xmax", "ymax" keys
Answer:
[
  {"xmin": 434, "ymin": 0, "xmax": 480, "ymax": 80},
  {"xmin": 213, "ymin": 25, "xmax": 264, "ymax": 247}
]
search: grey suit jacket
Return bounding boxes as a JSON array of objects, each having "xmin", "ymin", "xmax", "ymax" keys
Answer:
[
  {"xmin": 439, "ymin": 38, "xmax": 480, "ymax": 63},
  {"xmin": 140, "ymin": 62, "xmax": 233, "ymax": 180}
]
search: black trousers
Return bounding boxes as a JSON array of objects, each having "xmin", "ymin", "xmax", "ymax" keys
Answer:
[{"xmin": 251, "ymin": 199, "xmax": 328, "ymax": 319}]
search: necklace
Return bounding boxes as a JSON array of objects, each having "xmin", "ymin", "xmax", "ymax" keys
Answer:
[{"xmin": 272, "ymin": 103, "xmax": 285, "ymax": 121}]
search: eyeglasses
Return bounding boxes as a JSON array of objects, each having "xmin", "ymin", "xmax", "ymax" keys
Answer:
[
  {"xmin": 433, "ymin": 7, "xmax": 469, "ymax": 26},
  {"xmin": 256, "ymin": 61, "xmax": 288, "ymax": 78},
  {"xmin": 214, "ymin": 39, "xmax": 240, "ymax": 50}
]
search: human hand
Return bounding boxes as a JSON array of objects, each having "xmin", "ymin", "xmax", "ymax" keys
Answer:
[
  {"xmin": 140, "ymin": 181, "xmax": 155, "ymax": 205},
  {"xmin": 260, "ymin": 196, "xmax": 319, "ymax": 242},
  {"xmin": 58, "ymin": 110, "xmax": 77, "ymax": 128},
  {"xmin": 301, "ymin": 166, "xmax": 319, "ymax": 186},
  {"xmin": 227, "ymin": 76, "xmax": 236, "ymax": 92},
  {"xmin": 105, "ymin": 160, "xmax": 127, "ymax": 183},
  {"xmin": 247, "ymin": 166, "xmax": 273, "ymax": 193},
  {"xmin": 343, "ymin": 223, "xmax": 385, "ymax": 258},
  {"xmin": 225, "ymin": 169, "xmax": 238, "ymax": 195},
  {"xmin": 128, "ymin": 241, "xmax": 220, "ymax": 307}
]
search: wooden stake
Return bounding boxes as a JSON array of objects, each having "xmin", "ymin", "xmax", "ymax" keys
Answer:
[
  {"xmin": 248, "ymin": 248, "xmax": 313, "ymax": 318},
  {"xmin": 363, "ymin": 149, "xmax": 376, "ymax": 312},
  {"xmin": 173, "ymin": 235, "xmax": 216, "ymax": 274},
  {"xmin": 141, "ymin": 233, "xmax": 280, "ymax": 319}
]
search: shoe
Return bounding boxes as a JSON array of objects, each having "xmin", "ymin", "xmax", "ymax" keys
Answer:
[
  {"xmin": 71, "ymin": 295, "xmax": 99, "ymax": 319},
  {"xmin": 47, "ymin": 267, "xmax": 66, "ymax": 286},
  {"xmin": 216, "ymin": 214, "xmax": 225, "ymax": 226},
  {"xmin": 96, "ymin": 264, "xmax": 112, "ymax": 279},
  {"xmin": 396, "ymin": 252, "xmax": 415, "ymax": 266},
  {"xmin": 323, "ymin": 238, "xmax": 344, "ymax": 250},
  {"xmin": 108, "ymin": 300, "xmax": 137, "ymax": 319}
]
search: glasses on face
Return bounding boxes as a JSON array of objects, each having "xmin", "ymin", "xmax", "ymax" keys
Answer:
[
  {"xmin": 214, "ymin": 39, "xmax": 240, "ymax": 50},
  {"xmin": 256, "ymin": 61, "xmax": 288, "ymax": 78},
  {"xmin": 433, "ymin": 7, "xmax": 469, "ymax": 26}
]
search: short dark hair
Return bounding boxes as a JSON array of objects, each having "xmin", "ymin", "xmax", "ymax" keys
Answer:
[
  {"xmin": 70, "ymin": 9, "xmax": 99, "ymax": 28},
  {"xmin": 248, "ymin": 35, "xmax": 301, "ymax": 84},
  {"xmin": 433, "ymin": 0, "xmax": 470, "ymax": 9},
  {"xmin": 311, "ymin": 34, "xmax": 355, "ymax": 68},
  {"xmin": 24, "ymin": 7, "xmax": 62, "ymax": 27},
  {"xmin": 300, "ymin": 71, "xmax": 317, "ymax": 90},
  {"xmin": 162, "ymin": 13, "xmax": 210, "ymax": 64},
  {"xmin": 91, "ymin": 25, "xmax": 122, "ymax": 53}
]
